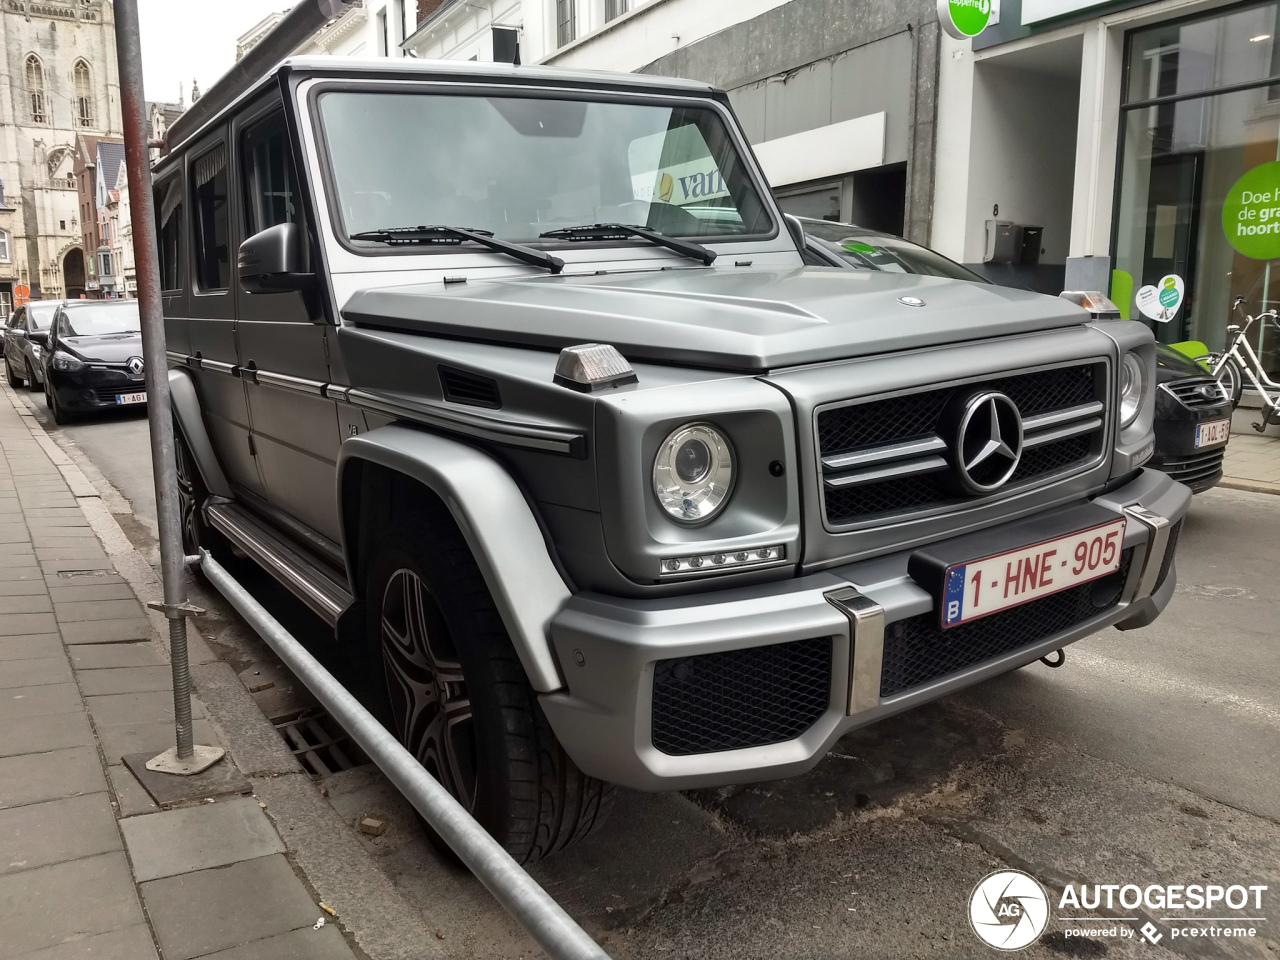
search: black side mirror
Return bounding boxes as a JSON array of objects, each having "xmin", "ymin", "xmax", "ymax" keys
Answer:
[
  {"xmin": 28, "ymin": 329, "xmax": 49, "ymax": 346},
  {"xmin": 783, "ymin": 213, "xmax": 807, "ymax": 252},
  {"xmin": 238, "ymin": 223, "xmax": 312, "ymax": 295}
]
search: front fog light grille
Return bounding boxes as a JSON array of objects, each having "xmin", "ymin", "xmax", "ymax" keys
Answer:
[
  {"xmin": 659, "ymin": 545, "xmax": 785, "ymax": 577},
  {"xmin": 651, "ymin": 637, "xmax": 832, "ymax": 756}
]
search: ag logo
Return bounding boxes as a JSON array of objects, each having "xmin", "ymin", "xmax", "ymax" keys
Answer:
[{"xmin": 969, "ymin": 870, "xmax": 1050, "ymax": 951}]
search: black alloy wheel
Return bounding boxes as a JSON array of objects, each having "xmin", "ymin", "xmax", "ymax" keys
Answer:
[
  {"xmin": 365, "ymin": 512, "xmax": 613, "ymax": 863},
  {"xmin": 380, "ymin": 567, "xmax": 477, "ymax": 810},
  {"xmin": 5, "ymin": 356, "xmax": 23, "ymax": 388},
  {"xmin": 26, "ymin": 361, "xmax": 42, "ymax": 393}
]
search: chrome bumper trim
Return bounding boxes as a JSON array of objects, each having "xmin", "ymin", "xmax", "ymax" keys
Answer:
[
  {"xmin": 1122, "ymin": 504, "xmax": 1171, "ymax": 601},
  {"xmin": 825, "ymin": 586, "xmax": 884, "ymax": 715}
]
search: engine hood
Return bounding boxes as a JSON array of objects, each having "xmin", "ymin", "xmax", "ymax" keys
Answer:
[
  {"xmin": 60, "ymin": 333, "xmax": 144, "ymax": 364},
  {"xmin": 342, "ymin": 267, "xmax": 1090, "ymax": 372}
]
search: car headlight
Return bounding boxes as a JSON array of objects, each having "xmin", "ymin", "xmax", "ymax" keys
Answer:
[
  {"xmin": 652, "ymin": 422, "xmax": 735, "ymax": 523},
  {"xmin": 1119, "ymin": 352, "xmax": 1146, "ymax": 428},
  {"xmin": 51, "ymin": 351, "xmax": 85, "ymax": 373}
]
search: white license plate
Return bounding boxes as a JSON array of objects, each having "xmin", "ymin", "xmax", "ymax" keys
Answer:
[
  {"xmin": 941, "ymin": 518, "xmax": 1127, "ymax": 628},
  {"xmin": 115, "ymin": 392, "xmax": 146, "ymax": 405},
  {"xmin": 1195, "ymin": 418, "xmax": 1231, "ymax": 449}
]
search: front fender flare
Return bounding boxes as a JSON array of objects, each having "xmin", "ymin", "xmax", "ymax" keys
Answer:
[
  {"xmin": 338, "ymin": 425, "xmax": 569, "ymax": 693},
  {"xmin": 168, "ymin": 368, "xmax": 232, "ymax": 499}
]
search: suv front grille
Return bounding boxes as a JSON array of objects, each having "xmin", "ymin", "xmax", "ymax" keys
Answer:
[
  {"xmin": 818, "ymin": 363, "xmax": 1106, "ymax": 526},
  {"xmin": 879, "ymin": 549, "xmax": 1133, "ymax": 697},
  {"xmin": 651, "ymin": 637, "xmax": 831, "ymax": 756}
]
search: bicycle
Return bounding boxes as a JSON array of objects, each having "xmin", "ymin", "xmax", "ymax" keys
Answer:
[{"xmin": 1200, "ymin": 296, "xmax": 1280, "ymax": 433}]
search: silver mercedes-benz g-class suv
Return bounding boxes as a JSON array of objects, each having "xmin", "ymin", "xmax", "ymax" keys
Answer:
[{"xmin": 160, "ymin": 58, "xmax": 1188, "ymax": 862}]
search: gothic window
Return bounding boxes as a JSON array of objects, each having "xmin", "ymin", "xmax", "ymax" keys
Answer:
[
  {"xmin": 26, "ymin": 55, "xmax": 47, "ymax": 124},
  {"xmin": 74, "ymin": 60, "xmax": 94, "ymax": 128}
]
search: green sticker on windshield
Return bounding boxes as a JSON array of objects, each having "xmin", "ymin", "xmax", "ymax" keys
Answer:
[{"xmin": 842, "ymin": 242, "xmax": 877, "ymax": 255}]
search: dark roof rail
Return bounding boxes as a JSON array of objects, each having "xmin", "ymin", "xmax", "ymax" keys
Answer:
[{"xmin": 164, "ymin": 0, "xmax": 352, "ymax": 154}]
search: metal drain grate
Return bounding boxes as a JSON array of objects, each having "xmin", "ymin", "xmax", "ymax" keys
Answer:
[{"xmin": 273, "ymin": 708, "xmax": 367, "ymax": 776}]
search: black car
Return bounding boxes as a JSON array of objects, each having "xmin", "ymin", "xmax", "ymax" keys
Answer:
[
  {"xmin": 793, "ymin": 217, "xmax": 1232, "ymax": 493},
  {"xmin": 1149, "ymin": 344, "xmax": 1233, "ymax": 493},
  {"xmin": 41, "ymin": 300, "xmax": 146, "ymax": 424},
  {"xmin": 3, "ymin": 301, "xmax": 61, "ymax": 391}
]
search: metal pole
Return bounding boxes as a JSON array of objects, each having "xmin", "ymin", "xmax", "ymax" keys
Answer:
[
  {"xmin": 198, "ymin": 550, "xmax": 612, "ymax": 960},
  {"xmin": 113, "ymin": 0, "xmax": 223, "ymax": 775}
]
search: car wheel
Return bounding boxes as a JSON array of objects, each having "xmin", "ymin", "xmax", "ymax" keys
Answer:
[
  {"xmin": 48, "ymin": 385, "xmax": 71, "ymax": 425},
  {"xmin": 26, "ymin": 361, "xmax": 42, "ymax": 393},
  {"xmin": 1201, "ymin": 353, "xmax": 1243, "ymax": 409},
  {"xmin": 174, "ymin": 426, "xmax": 216, "ymax": 558},
  {"xmin": 5, "ymin": 357, "xmax": 23, "ymax": 388},
  {"xmin": 365, "ymin": 511, "xmax": 613, "ymax": 864}
]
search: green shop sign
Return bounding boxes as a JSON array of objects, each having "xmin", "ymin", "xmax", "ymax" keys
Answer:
[
  {"xmin": 1223, "ymin": 162, "xmax": 1280, "ymax": 260},
  {"xmin": 938, "ymin": 0, "xmax": 992, "ymax": 39}
]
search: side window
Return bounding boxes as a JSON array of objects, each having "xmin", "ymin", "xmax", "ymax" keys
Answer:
[
  {"xmin": 242, "ymin": 111, "xmax": 305, "ymax": 251},
  {"xmin": 191, "ymin": 143, "xmax": 230, "ymax": 291},
  {"xmin": 156, "ymin": 177, "xmax": 184, "ymax": 291}
]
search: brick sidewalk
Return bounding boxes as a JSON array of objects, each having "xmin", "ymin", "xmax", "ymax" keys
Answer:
[
  {"xmin": 0, "ymin": 384, "xmax": 356, "ymax": 960},
  {"xmin": 1220, "ymin": 404, "xmax": 1280, "ymax": 495}
]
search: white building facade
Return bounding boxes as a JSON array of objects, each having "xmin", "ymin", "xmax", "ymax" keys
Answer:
[
  {"xmin": 0, "ymin": 0, "xmax": 122, "ymax": 310},
  {"xmin": 404, "ymin": 0, "xmax": 942, "ymax": 241},
  {"xmin": 238, "ymin": 1, "xmax": 428, "ymax": 62},
  {"xmin": 933, "ymin": 0, "xmax": 1280, "ymax": 379}
]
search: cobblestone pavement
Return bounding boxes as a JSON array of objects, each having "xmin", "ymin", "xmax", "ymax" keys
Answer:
[{"xmin": 0, "ymin": 383, "xmax": 365, "ymax": 960}]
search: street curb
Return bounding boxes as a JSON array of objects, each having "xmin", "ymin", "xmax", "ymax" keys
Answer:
[{"xmin": 1219, "ymin": 478, "xmax": 1280, "ymax": 496}]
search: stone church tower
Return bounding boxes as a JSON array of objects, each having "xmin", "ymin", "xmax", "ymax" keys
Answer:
[{"xmin": 0, "ymin": 0, "xmax": 122, "ymax": 306}]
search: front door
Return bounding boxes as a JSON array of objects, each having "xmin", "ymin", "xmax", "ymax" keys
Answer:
[{"xmin": 234, "ymin": 103, "xmax": 344, "ymax": 545}]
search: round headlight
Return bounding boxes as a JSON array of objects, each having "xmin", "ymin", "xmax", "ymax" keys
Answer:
[
  {"xmin": 1119, "ymin": 352, "xmax": 1146, "ymax": 427},
  {"xmin": 653, "ymin": 423, "xmax": 734, "ymax": 523}
]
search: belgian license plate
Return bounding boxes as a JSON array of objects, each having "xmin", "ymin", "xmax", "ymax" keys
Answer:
[
  {"xmin": 1195, "ymin": 419, "xmax": 1231, "ymax": 449},
  {"xmin": 115, "ymin": 392, "xmax": 146, "ymax": 405},
  {"xmin": 940, "ymin": 519, "xmax": 1127, "ymax": 628}
]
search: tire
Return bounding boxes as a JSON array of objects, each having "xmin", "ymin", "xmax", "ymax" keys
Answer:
[
  {"xmin": 364, "ymin": 507, "xmax": 613, "ymax": 863},
  {"xmin": 1200, "ymin": 353, "xmax": 1243, "ymax": 409},
  {"xmin": 48, "ymin": 385, "xmax": 71, "ymax": 425},
  {"xmin": 5, "ymin": 357, "xmax": 23, "ymax": 388},
  {"xmin": 174, "ymin": 426, "xmax": 217, "ymax": 558},
  {"xmin": 26, "ymin": 361, "xmax": 42, "ymax": 393}
]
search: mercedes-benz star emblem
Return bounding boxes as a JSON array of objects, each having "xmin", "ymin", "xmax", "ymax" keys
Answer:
[
  {"xmin": 953, "ymin": 390, "xmax": 1024, "ymax": 494},
  {"xmin": 126, "ymin": 357, "xmax": 144, "ymax": 378}
]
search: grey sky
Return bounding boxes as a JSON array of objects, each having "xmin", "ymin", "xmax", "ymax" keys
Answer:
[{"xmin": 139, "ymin": 0, "xmax": 289, "ymax": 107}]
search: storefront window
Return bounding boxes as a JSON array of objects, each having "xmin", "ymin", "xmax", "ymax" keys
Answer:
[{"xmin": 1115, "ymin": 1, "xmax": 1280, "ymax": 378}]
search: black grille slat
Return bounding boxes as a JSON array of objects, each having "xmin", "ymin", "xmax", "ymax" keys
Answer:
[
  {"xmin": 1165, "ymin": 379, "xmax": 1228, "ymax": 409},
  {"xmin": 439, "ymin": 366, "xmax": 501, "ymax": 409},
  {"xmin": 818, "ymin": 365, "xmax": 1102, "ymax": 525},
  {"xmin": 1158, "ymin": 449, "xmax": 1225, "ymax": 484},
  {"xmin": 651, "ymin": 638, "xmax": 831, "ymax": 756},
  {"xmin": 879, "ymin": 550, "xmax": 1133, "ymax": 697}
]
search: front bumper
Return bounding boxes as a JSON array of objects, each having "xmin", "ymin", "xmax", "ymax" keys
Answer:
[
  {"xmin": 47, "ymin": 368, "xmax": 147, "ymax": 412},
  {"xmin": 1150, "ymin": 390, "xmax": 1232, "ymax": 493},
  {"xmin": 540, "ymin": 468, "xmax": 1190, "ymax": 791}
]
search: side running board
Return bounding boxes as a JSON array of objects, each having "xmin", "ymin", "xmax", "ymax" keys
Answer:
[{"xmin": 205, "ymin": 501, "xmax": 352, "ymax": 626}]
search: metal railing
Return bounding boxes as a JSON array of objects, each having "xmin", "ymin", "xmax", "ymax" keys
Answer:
[{"xmin": 196, "ymin": 550, "xmax": 613, "ymax": 960}]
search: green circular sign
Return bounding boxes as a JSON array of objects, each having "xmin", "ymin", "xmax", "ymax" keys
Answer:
[
  {"xmin": 842, "ymin": 242, "xmax": 878, "ymax": 255},
  {"xmin": 938, "ymin": 0, "xmax": 991, "ymax": 39},
  {"xmin": 1158, "ymin": 277, "xmax": 1179, "ymax": 308},
  {"xmin": 1222, "ymin": 161, "xmax": 1280, "ymax": 260}
]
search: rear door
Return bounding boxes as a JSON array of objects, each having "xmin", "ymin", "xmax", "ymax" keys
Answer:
[
  {"xmin": 234, "ymin": 99, "xmax": 343, "ymax": 543},
  {"xmin": 184, "ymin": 129, "xmax": 267, "ymax": 498}
]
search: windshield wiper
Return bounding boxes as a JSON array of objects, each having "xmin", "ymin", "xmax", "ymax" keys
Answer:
[
  {"xmin": 539, "ymin": 223, "xmax": 716, "ymax": 266},
  {"xmin": 350, "ymin": 225, "xmax": 564, "ymax": 274}
]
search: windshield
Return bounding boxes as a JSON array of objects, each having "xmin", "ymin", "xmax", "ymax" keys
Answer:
[
  {"xmin": 802, "ymin": 221, "xmax": 987, "ymax": 283},
  {"xmin": 26, "ymin": 303, "xmax": 58, "ymax": 330},
  {"xmin": 57, "ymin": 304, "xmax": 141, "ymax": 338},
  {"xmin": 318, "ymin": 91, "xmax": 774, "ymax": 246}
]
